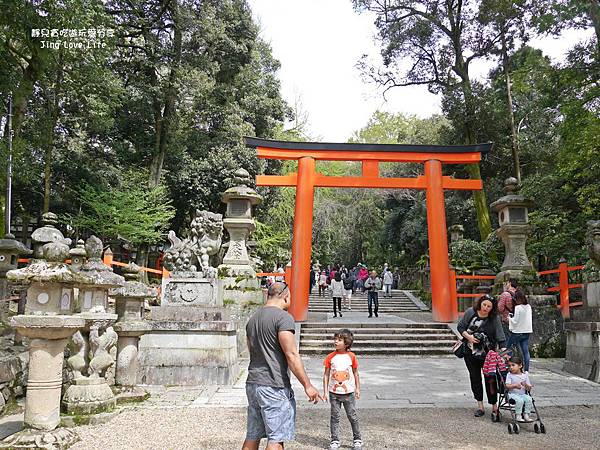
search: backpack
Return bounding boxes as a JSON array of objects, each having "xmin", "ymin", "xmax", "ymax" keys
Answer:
[{"xmin": 343, "ymin": 278, "xmax": 353, "ymax": 290}]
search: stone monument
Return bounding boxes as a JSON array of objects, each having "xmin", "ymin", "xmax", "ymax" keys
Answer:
[
  {"xmin": 490, "ymin": 177, "xmax": 534, "ymax": 284},
  {"xmin": 448, "ymin": 224, "xmax": 464, "ymax": 243},
  {"xmin": 62, "ymin": 236, "xmax": 122, "ymax": 418},
  {"xmin": 2, "ymin": 237, "xmax": 90, "ymax": 449},
  {"xmin": 564, "ymin": 220, "xmax": 600, "ymax": 382},
  {"xmin": 69, "ymin": 239, "xmax": 87, "ymax": 272},
  {"xmin": 139, "ymin": 210, "xmax": 239, "ymax": 385},
  {"xmin": 112, "ymin": 263, "xmax": 154, "ymax": 401}
]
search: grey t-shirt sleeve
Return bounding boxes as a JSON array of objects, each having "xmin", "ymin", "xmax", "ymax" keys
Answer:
[{"xmin": 277, "ymin": 312, "xmax": 295, "ymax": 334}]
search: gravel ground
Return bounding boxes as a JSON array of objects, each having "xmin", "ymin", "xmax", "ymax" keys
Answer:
[{"xmin": 70, "ymin": 405, "xmax": 599, "ymax": 450}]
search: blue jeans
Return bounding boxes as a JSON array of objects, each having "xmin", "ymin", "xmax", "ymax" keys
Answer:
[
  {"xmin": 507, "ymin": 332, "xmax": 531, "ymax": 372},
  {"xmin": 245, "ymin": 384, "xmax": 296, "ymax": 442},
  {"xmin": 367, "ymin": 291, "xmax": 379, "ymax": 316}
]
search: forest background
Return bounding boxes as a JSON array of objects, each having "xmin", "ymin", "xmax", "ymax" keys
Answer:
[{"xmin": 0, "ymin": 0, "xmax": 598, "ymax": 275}]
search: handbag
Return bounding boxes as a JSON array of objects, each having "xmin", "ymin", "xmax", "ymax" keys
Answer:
[{"xmin": 452, "ymin": 340, "xmax": 466, "ymax": 358}]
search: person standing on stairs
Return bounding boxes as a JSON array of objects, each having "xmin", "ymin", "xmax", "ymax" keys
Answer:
[
  {"xmin": 330, "ymin": 272, "xmax": 345, "ymax": 318},
  {"xmin": 363, "ymin": 271, "xmax": 382, "ymax": 318},
  {"xmin": 382, "ymin": 268, "xmax": 393, "ymax": 298}
]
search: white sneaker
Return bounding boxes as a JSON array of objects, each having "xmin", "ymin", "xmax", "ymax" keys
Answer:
[
  {"xmin": 353, "ymin": 439, "xmax": 363, "ymax": 449},
  {"xmin": 523, "ymin": 413, "xmax": 533, "ymax": 422},
  {"xmin": 329, "ymin": 441, "xmax": 341, "ymax": 450},
  {"xmin": 517, "ymin": 415, "xmax": 525, "ymax": 422}
]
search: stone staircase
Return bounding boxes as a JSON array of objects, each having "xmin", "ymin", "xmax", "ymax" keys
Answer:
[
  {"xmin": 308, "ymin": 289, "xmax": 422, "ymax": 314},
  {"xmin": 299, "ymin": 322, "xmax": 457, "ymax": 356}
]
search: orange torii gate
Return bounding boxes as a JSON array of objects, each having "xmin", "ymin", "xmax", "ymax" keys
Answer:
[{"xmin": 245, "ymin": 137, "xmax": 492, "ymax": 323}]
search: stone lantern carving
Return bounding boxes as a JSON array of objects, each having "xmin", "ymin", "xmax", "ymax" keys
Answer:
[
  {"xmin": 0, "ymin": 233, "xmax": 31, "ymax": 321},
  {"xmin": 3, "ymin": 239, "xmax": 89, "ymax": 447},
  {"xmin": 30, "ymin": 212, "xmax": 70, "ymax": 260},
  {"xmin": 69, "ymin": 239, "xmax": 87, "ymax": 272},
  {"xmin": 448, "ymin": 224, "xmax": 464, "ymax": 243},
  {"xmin": 112, "ymin": 263, "xmax": 154, "ymax": 400},
  {"xmin": 78, "ymin": 236, "xmax": 124, "ymax": 313},
  {"xmin": 490, "ymin": 177, "xmax": 534, "ymax": 282},
  {"xmin": 62, "ymin": 236, "xmax": 123, "ymax": 417},
  {"xmin": 219, "ymin": 168, "xmax": 263, "ymax": 276}
]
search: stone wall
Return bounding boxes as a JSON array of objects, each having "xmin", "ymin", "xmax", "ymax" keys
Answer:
[
  {"xmin": 0, "ymin": 342, "xmax": 28, "ymax": 415},
  {"xmin": 528, "ymin": 295, "xmax": 566, "ymax": 358}
]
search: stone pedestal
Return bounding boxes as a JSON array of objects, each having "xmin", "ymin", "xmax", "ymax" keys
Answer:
[
  {"xmin": 138, "ymin": 306, "xmax": 239, "ymax": 385},
  {"xmin": 162, "ymin": 274, "xmax": 223, "ymax": 307},
  {"xmin": 564, "ymin": 281, "xmax": 600, "ymax": 382},
  {"xmin": 11, "ymin": 315, "xmax": 85, "ymax": 430},
  {"xmin": 62, "ymin": 377, "xmax": 116, "ymax": 415}
]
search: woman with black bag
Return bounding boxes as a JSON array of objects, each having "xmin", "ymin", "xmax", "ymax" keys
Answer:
[{"xmin": 457, "ymin": 294, "xmax": 506, "ymax": 418}]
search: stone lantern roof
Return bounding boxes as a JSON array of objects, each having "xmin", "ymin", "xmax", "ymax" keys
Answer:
[
  {"xmin": 221, "ymin": 168, "xmax": 263, "ymax": 205},
  {"xmin": 69, "ymin": 239, "xmax": 87, "ymax": 258},
  {"xmin": 111, "ymin": 263, "xmax": 157, "ymax": 298},
  {"xmin": 79, "ymin": 236, "xmax": 124, "ymax": 289},
  {"xmin": 490, "ymin": 177, "xmax": 534, "ymax": 213},
  {"xmin": 30, "ymin": 212, "xmax": 70, "ymax": 259},
  {"xmin": 6, "ymin": 240, "xmax": 93, "ymax": 285},
  {"xmin": 0, "ymin": 233, "xmax": 31, "ymax": 256}
]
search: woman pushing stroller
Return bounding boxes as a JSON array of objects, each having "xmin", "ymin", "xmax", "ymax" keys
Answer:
[{"xmin": 457, "ymin": 294, "xmax": 506, "ymax": 418}]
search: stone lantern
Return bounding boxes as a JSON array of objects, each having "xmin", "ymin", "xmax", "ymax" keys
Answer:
[
  {"xmin": 219, "ymin": 168, "xmax": 263, "ymax": 276},
  {"xmin": 77, "ymin": 236, "xmax": 124, "ymax": 313},
  {"xmin": 62, "ymin": 236, "xmax": 123, "ymax": 417},
  {"xmin": 490, "ymin": 177, "xmax": 534, "ymax": 282},
  {"xmin": 112, "ymin": 263, "xmax": 155, "ymax": 400},
  {"xmin": 448, "ymin": 225, "xmax": 464, "ymax": 243},
  {"xmin": 3, "ymin": 240, "xmax": 89, "ymax": 447},
  {"xmin": 69, "ymin": 239, "xmax": 87, "ymax": 272},
  {"xmin": 0, "ymin": 233, "xmax": 31, "ymax": 320},
  {"xmin": 31, "ymin": 212, "xmax": 69, "ymax": 260}
]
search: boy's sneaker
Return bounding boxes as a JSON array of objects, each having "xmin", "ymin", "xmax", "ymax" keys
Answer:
[
  {"xmin": 329, "ymin": 441, "xmax": 341, "ymax": 450},
  {"xmin": 522, "ymin": 413, "xmax": 533, "ymax": 422},
  {"xmin": 353, "ymin": 439, "xmax": 363, "ymax": 449}
]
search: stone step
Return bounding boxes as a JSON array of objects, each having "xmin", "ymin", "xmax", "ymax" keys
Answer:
[
  {"xmin": 300, "ymin": 333, "xmax": 456, "ymax": 341},
  {"xmin": 300, "ymin": 339, "xmax": 456, "ymax": 347},
  {"xmin": 301, "ymin": 322, "xmax": 449, "ymax": 329},
  {"xmin": 299, "ymin": 347, "xmax": 453, "ymax": 356},
  {"xmin": 300, "ymin": 327, "xmax": 452, "ymax": 334}
]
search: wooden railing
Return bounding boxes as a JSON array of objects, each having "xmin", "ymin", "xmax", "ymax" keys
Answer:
[{"xmin": 451, "ymin": 262, "xmax": 585, "ymax": 319}]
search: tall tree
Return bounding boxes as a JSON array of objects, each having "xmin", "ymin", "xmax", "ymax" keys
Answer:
[{"xmin": 353, "ymin": 0, "xmax": 505, "ymax": 240}]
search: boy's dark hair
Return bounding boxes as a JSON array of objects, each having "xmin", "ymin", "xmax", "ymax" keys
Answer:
[
  {"xmin": 334, "ymin": 329, "xmax": 354, "ymax": 350},
  {"xmin": 509, "ymin": 355, "xmax": 523, "ymax": 366}
]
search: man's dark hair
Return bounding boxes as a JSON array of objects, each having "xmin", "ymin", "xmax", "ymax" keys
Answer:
[
  {"xmin": 509, "ymin": 278, "xmax": 519, "ymax": 288},
  {"xmin": 267, "ymin": 282, "xmax": 288, "ymax": 298},
  {"xmin": 334, "ymin": 329, "xmax": 354, "ymax": 350}
]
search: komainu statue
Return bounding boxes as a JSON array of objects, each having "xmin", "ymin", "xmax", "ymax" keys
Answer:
[
  {"xmin": 163, "ymin": 210, "xmax": 223, "ymax": 277},
  {"xmin": 584, "ymin": 220, "xmax": 600, "ymax": 282}
]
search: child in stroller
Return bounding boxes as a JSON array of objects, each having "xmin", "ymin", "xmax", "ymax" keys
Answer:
[{"xmin": 486, "ymin": 352, "xmax": 546, "ymax": 434}]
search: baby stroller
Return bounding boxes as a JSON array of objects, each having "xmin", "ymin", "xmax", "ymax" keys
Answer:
[{"xmin": 485, "ymin": 350, "xmax": 546, "ymax": 434}]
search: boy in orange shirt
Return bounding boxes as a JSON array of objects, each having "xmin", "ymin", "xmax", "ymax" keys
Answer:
[{"xmin": 323, "ymin": 329, "xmax": 362, "ymax": 450}]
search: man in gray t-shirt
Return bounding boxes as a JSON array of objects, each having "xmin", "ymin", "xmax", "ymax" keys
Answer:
[{"xmin": 243, "ymin": 282, "xmax": 322, "ymax": 450}]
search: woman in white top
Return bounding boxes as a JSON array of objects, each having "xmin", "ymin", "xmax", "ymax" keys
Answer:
[
  {"xmin": 329, "ymin": 273, "xmax": 345, "ymax": 317},
  {"xmin": 507, "ymin": 289, "xmax": 533, "ymax": 372}
]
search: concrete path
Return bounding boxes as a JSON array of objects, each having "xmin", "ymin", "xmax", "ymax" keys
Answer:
[{"xmin": 139, "ymin": 357, "xmax": 600, "ymax": 410}]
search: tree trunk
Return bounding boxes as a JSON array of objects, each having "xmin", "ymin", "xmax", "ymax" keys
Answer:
[
  {"xmin": 42, "ymin": 56, "xmax": 63, "ymax": 213},
  {"xmin": 501, "ymin": 27, "xmax": 522, "ymax": 184},
  {"xmin": 589, "ymin": 0, "xmax": 600, "ymax": 54},
  {"xmin": 457, "ymin": 66, "xmax": 493, "ymax": 241},
  {"xmin": 148, "ymin": 0, "xmax": 182, "ymax": 188}
]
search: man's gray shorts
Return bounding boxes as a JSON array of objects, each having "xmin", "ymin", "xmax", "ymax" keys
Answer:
[{"xmin": 245, "ymin": 383, "xmax": 296, "ymax": 442}]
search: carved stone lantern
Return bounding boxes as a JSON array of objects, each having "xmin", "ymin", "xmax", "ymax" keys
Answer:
[
  {"xmin": 448, "ymin": 225, "xmax": 464, "ymax": 243},
  {"xmin": 3, "ymin": 240, "xmax": 90, "ymax": 447},
  {"xmin": 30, "ymin": 212, "xmax": 69, "ymax": 260},
  {"xmin": 112, "ymin": 263, "xmax": 155, "ymax": 400},
  {"xmin": 219, "ymin": 168, "xmax": 263, "ymax": 276},
  {"xmin": 78, "ymin": 236, "xmax": 124, "ymax": 313},
  {"xmin": 69, "ymin": 239, "xmax": 87, "ymax": 272},
  {"xmin": 0, "ymin": 233, "xmax": 31, "ymax": 321},
  {"xmin": 490, "ymin": 177, "xmax": 534, "ymax": 283}
]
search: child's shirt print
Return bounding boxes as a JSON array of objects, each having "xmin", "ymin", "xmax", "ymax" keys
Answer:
[{"xmin": 324, "ymin": 351, "xmax": 358, "ymax": 394}]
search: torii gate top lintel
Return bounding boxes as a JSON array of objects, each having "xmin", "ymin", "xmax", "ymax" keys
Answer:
[
  {"xmin": 246, "ymin": 136, "xmax": 492, "ymax": 323},
  {"xmin": 244, "ymin": 137, "xmax": 492, "ymax": 164}
]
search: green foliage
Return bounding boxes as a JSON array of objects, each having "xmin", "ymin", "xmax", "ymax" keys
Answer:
[
  {"xmin": 449, "ymin": 238, "xmax": 500, "ymax": 273},
  {"xmin": 65, "ymin": 174, "xmax": 175, "ymax": 245}
]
